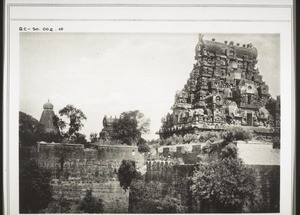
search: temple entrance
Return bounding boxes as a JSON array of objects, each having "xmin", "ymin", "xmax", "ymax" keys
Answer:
[{"xmin": 247, "ymin": 113, "xmax": 253, "ymax": 126}]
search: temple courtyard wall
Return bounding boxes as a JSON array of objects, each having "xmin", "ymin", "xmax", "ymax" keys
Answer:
[
  {"xmin": 144, "ymin": 141, "xmax": 280, "ymax": 212},
  {"xmin": 21, "ymin": 140, "xmax": 279, "ymax": 213},
  {"xmin": 33, "ymin": 142, "xmax": 145, "ymax": 213}
]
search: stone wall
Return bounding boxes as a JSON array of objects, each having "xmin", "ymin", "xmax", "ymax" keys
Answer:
[
  {"xmin": 35, "ymin": 142, "xmax": 144, "ymax": 213},
  {"xmin": 144, "ymin": 141, "xmax": 280, "ymax": 213}
]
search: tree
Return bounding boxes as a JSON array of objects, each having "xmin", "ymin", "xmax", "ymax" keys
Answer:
[
  {"xmin": 19, "ymin": 111, "xmax": 42, "ymax": 147},
  {"xmin": 137, "ymin": 138, "xmax": 150, "ymax": 153},
  {"xmin": 69, "ymin": 133, "xmax": 87, "ymax": 145},
  {"xmin": 78, "ymin": 189, "xmax": 104, "ymax": 213},
  {"xmin": 190, "ymin": 144, "xmax": 257, "ymax": 213},
  {"xmin": 19, "ymin": 159, "xmax": 53, "ymax": 213},
  {"xmin": 90, "ymin": 132, "xmax": 98, "ymax": 143},
  {"xmin": 19, "ymin": 111, "xmax": 62, "ymax": 145},
  {"xmin": 58, "ymin": 105, "xmax": 87, "ymax": 139},
  {"xmin": 111, "ymin": 110, "xmax": 150, "ymax": 145},
  {"xmin": 134, "ymin": 110, "xmax": 150, "ymax": 134},
  {"xmin": 265, "ymin": 97, "xmax": 276, "ymax": 116},
  {"xmin": 118, "ymin": 160, "xmax": 137, "ymax": 191},
  {"xmin": 129, "ymin": 180, "xmax": 185, "ymax": 213}
]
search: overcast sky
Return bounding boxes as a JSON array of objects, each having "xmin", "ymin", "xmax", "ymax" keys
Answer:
[{"xmin": 20, "ymin": 33, "xmax": 280, "ymax": 140}]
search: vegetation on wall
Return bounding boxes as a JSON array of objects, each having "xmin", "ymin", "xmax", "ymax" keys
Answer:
[
  {"xmin": 98, "ymin": 110, "xmax": 150, "ymax": 145},
  {"xmin": 191, "ymin": 143, "xmax": 258, "ymax": 213},
  {"xmin": 19, "ymin": 159, "xmax": 53, "ymax": 213},
  {"xmin": 19, "ymin": 111, "xmax": 61, "ymax": 146},
  {"xmin": 111, "ymin": 110, "xmax": 150, "ymax": 145},
  {"xmin": 159, "ymin": 126, "xmax": 254, "ymax": 146},
  {"xmin": 118, "ymin": 160, "xmax": 138, "ymax": 191},
  {"xmin": 78, "ymin": 189, "xmax": 104, "ymax": 213},
  {"xmin": 129, "ymin": 180, "xmax": 185, "ymax": 213}
]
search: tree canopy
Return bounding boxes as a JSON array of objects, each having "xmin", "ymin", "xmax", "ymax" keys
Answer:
[
  {"xmin": 118, "ymin": 160, "xmax": 137, "ymax": 191},
  {"xmin": 19, "ymin": 111, "xmax": 61, "ymax": 145},
  {"xmin": 90, "ymin": 132, "xmax": 98, "ymax": 143},
  {"xmin": 190, "ymin": 144, "xmax": 257, "ymax": 213},
  {"xmin": 19, "ymin": 159, "xmax": 53, "ymax": 213},
  {"xmin": 111, "ymin": 110, "xmax": 150, "ymax": 145},
  {"xmin": 58, "ymin": 105, "xmax": 87, "ymax": 139},
  {"xmin": 137, "ymin": 138, "xmax": 150, "ymax": 153},
  {"xmin": 129, "ymin": 181, "xmax": 185, "ymax": 213},
  {"xmin": 19, "ymin": 111, "xmax": 42, "ymax": 146}
]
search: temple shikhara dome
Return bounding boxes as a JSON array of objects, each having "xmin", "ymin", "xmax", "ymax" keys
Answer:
[
  {"xmin": 39, "ymin": 100, "xmax": 59, "ymax": 135},
  {"xmin": 159, "ymin": 34, "xmax": 280, "ymax": 139}
]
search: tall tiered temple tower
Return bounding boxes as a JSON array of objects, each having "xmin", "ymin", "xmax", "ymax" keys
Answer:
[
  {"xmin": 159, "ymin": 34, "xmax": 280, "ymax": 139},
  {"xmin": 39, "ymin": 100, "xmax": 59, "ymax": 135}
]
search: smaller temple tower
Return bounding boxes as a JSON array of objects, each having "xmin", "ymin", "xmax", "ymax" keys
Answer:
[
  {"xmin": 99, "ymin": 115, "xmax": 118, "ymax": 140},
  {"xmin": 39, "ymin": 100, "xmax": 59, "ymax": 135}
]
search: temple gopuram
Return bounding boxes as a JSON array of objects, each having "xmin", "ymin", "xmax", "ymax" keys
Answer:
[
  {"xmin": 99, "ymin": 115, "xmax": 118, "ymax": 140},
  {"xmin": 159, "ymin": 34, "xmax": 280, "ymax": 139}
]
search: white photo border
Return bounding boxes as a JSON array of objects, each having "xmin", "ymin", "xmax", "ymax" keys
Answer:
[{"xmin": 4, "ymin": 1, "xmax": 295, "ymax": 215}]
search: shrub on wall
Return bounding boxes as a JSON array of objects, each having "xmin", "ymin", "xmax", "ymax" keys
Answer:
[
  {"xmin": 138, "ymin": 141, "xmax": 150, "ymax": 153},
  {"xmin": 199, "ymin": 131, "xmax": 221, "ymax": 143},
  {"xmin": 19, "ymin": 159, "xmax": 53, "ymax": 213},
  {"xmin": 183, "ymin": 134, "xmax": 200, "ymax": 144},
  {"xmin": 118, "ymin": 160, "xmax": 137, "ymax": 191},
  {"xmin": 191, "ymin": 144, "xmax": 257, "ymax": 213},
  {"xmin": 129, "ymin": 180, "xmax": 185, "ymax": 213},
  {"xmin": 78, "ymin": 189, "xmax": 104, "ymax": 213},
  {"xmin": 221, "ymin": 126, "xmax": 253, "ymax": 142}
]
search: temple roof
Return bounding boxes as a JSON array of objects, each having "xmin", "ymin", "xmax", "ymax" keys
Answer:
[
  {"xmin": 197, "ymin": 34, "xmax": 258, "ymax": 60},
  {"xmin": 43, "ymin": 101, "xmax": 54, "ymax": 109}
]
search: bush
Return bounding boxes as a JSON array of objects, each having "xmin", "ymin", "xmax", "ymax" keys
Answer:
[
  {"xmin": 220, "ymin": 143, "xmax": 238, "ymax": 159},
  {"xmin": 221, "ymin": 126, "xmax": 253, "ymax": 142},
  {"xmin": 118, "ymin": 160, "xmax": 137, "ymax": 191},
  {"xmin": 78, "ymin": 190, "xmax": 104, "ymax": 213},
  {"xmin": 164, "ymin": 134, "xmax": 184, "ymax": 145},
  {"xmin": 129, "ymin": 180, "xmax": 185, "ymax": 213},
  {"xmin": 183, "ymin": 134, "xmax": 199, "ymax": 144},
  {"xmin": 191, "ymin": 157, "xmax": 257, "ymax": 213},
  {"xmin": 19, "ymin": 159, "xmax": 53, "ymax": 213},
  {"xmin": 138, "ymin": 141, "xmax": 150, "ymax": 153},
  {"xmin": 199, "ymin": 131, "xmax": 221, "ymax": 143}
]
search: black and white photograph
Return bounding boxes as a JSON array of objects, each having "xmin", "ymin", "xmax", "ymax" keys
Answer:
[
  {"xmin": 18, "ymin": 32, "xmax": 281, "ymax": 213},
  {"xmin": 3, "ymin": 1, "xmax": 294, "ymax": 215}
]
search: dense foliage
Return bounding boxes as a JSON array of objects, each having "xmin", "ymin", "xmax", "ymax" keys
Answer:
[
  {"xmin": 221, "ymin": 126, "xmax": 253, "ymax": 142},
  {"xmin": 19, "ymin": 111, "xmax": 62, "ymax": 145},
  {"xmin": 137, "ymin": 138, "xmax": 150, "ymax": 153},
  {"xmin": 78, "ymin": 190, "xmax": 104, "ymax": 213},
  {"xmin": 19, "ymin": 159, "xmax": 53, "ymax": 213},
  {"xmin": 41, "ymin": 195, "xmax": 74, "ymax": 213},
  {"xmin": 58, "ymin": 105, "xmax": 87, "ymax": 139},
  {"xmin": 265, "ymin": 97, "xmax": 276, "ymax": 116},
  {"xmin": 129, "ymin": 180, "xmax": 185, "ymax": 213},
  {"xmin": 118, "ymin": 160, "xmax": 137, "ymax": 191},
  {"xmin": 89, "ymin": 132, "xmax": 98, "ymax": 143},
  {"xmin": 19, "ymin": 111, "xmax": 42, "ymax": 146},
  {"xmin": 159, "ymin": 126, "xmax": 253, "ymax": 146},
  {"xmin": 108, "ymin": 110, "xmax": 150, "ymax": 145},
  {"xmin": 191, "ymin": 143, "xmax": 257, "ymax": 213},
  {"xmin": 68, "ymin": 132, "xmax": 87, "ymax": 145},
  {"xmin": 112, "ymin": 112, "xmax": 140, "ymax": 144}
]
